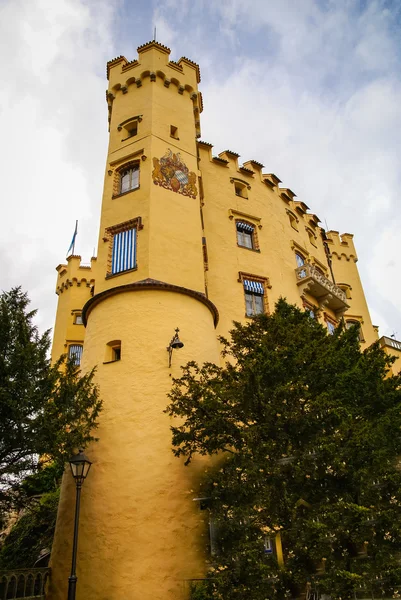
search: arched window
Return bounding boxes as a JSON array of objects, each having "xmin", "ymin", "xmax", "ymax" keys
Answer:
[
  {"xmin": 338, "ymin": 284, "xmax": 352, "ymax": 300},
  {"xmin": 120, "ymin": 164, "xmax": 139, "ymax": 194},
  {"xmin": 105, "ymin": 340, "xmax": 121, "ymax": 362},
  {"xmin": 346, "ymin": 320, "xmax": 364, "ymax": 342},
  {"xmin": 295, "ymin": 252, "xmax": 305, "ymax": 268}
]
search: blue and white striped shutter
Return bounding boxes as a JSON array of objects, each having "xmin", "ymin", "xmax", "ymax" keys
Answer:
[
  {"xmin": 243, "ymin": 279, "xmax": 264, "ymax": 295},
  {"xmin": 112, "ymin": 228, "xmax": 137, "ymax": 274},
  {"xmin": 236, "ymin": 221, "xmax": 254, "ymax": 233},
  {"xmin": 69, "ymin": 344, "xmax": 83, "ymax": 366}
]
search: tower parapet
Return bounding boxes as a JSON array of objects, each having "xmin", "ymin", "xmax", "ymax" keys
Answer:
[
  {"xmin": 326, "ymin": 231, "xmax": 358, "ymax": 262},
  {"xmin": 51, "ymin": 256, "xmax": 96, "ymax": 365},
  {"xmin": 55, "ymin": 255, "xmax": 96, "ymax": 295},
  {"xmin": 106, "ymin": 41, "xmax": 202, "ymax": 136}
]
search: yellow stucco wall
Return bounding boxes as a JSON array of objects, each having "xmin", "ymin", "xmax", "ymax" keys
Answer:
[
  {"xmin": 49, "ymin": 41, "xmax": 386, "ymax": 600},
  {"xmin": 48, "ymin": 290, "xmax": 220, "ymax": 600}
]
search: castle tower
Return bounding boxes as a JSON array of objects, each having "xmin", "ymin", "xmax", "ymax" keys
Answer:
[
  {"xmin": 49, "ymin": 40, "xmax": 385, "ymax": 600},
  {"xmin": 49, "ymin": 42, "xmax": 220, "ymax": 600}
]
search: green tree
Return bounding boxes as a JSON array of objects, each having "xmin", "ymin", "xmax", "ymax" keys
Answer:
[
  {"xmin": 166, "ymin": 299, "xmax": 401, "ymax": 600},
  {"xmin": 0, "ymin": 288, "xmax": 101, "ymax": 519}
]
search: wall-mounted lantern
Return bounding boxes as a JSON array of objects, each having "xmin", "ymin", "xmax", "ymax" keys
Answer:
[{"xmin": 167, "ymin": 328, "xmax": 184, "ymax": 368}]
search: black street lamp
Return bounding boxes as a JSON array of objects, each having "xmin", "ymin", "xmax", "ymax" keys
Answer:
[{"xmin": 67, "ymin": 449, "xmax": 92, "ymax": 600}]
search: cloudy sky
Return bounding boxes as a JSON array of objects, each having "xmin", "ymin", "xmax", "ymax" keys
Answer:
[{"xmin": 0, "ymin": 0, "xmax": 400, "ymax": 339}]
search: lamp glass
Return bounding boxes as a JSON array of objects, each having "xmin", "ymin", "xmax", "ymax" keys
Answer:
[{"xmin": 69, "ymin": 450, "xmax": 92, "ymax": 481}]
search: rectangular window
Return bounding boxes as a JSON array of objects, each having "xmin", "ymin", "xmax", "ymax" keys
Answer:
[
  {"xmin": 74, "ymin": 314, "xmax": 83, "ymax": 325},
  {"xmin": 235, "ymin": 184, "xmax": 248, "ymax": 198},
  {"xmin": 243, "ymin": 279, "xmax": 264, "ymax": 316},
  {"xmin": 236, "ymin": 222, "xmax": 254, "ymax": 249},
  {"xmin": 112, "ymin": 228, "xmax": 137, "ymax": 275},
  {"xmin": 68, "ymin": 344, "xmax": 83, "ymax": 366},
  {"xmin": 128, "ymin": 122, "xmax": 138, "ymax": 137},
  {"xmin": 170, "ymin": 125, "xmax": 178, "ymax": 139}
]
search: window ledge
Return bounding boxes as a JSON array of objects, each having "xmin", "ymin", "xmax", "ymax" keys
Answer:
[
  {"xmin": 121, "ymin": 135, "xmax": 137, "ymax": 142},
  {"xmin": 106, "ymin": 267, "xmax": 137, "ymax": 279},
  {"xmin": 112, "ymin": 187, "xmax": 140, "ymax": 199},
  {"xmin": 103, "ymin": 360, "xmax": 121, "ymax": 364},
  {"xmin": 237, "ymin": 244, "xmax": 260, "ymax": 253}
]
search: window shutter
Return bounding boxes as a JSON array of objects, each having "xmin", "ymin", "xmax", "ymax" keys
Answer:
[
  {"xmin": 243, "ymin": 280, "xmax": 264, "ymax": 295},
  {"xmin": 69, "ymin": 344, "xmax": 83, "ymax": 366},
  {"xmin": 112, "ymin": 228, "xmax": 137, "ymax": 274},
  {"xmin": 236, "ymin": 221, "xmax": 254, "ymax": 233}
]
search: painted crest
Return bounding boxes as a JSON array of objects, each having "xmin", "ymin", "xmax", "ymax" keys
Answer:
[{"xmin": 152, "ymin": 149, "xmax": 197, "ymax": 198}]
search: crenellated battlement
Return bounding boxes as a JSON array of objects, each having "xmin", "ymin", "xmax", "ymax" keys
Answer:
[
  {"xmin": 106, "ymin": 42, "xmax": 202, "ymax": 134},
  {"xmin": 326, "ymin": 231, "xmax": 357, "ymax": 262},
  {"xmin": 56, "ymin": 255, "xmax": 96, "ymax": 295},
  {"xmin": 197, "ymin": 140, "xmax": 325, "ymax": 231}
]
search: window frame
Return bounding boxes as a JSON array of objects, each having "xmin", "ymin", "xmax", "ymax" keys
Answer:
[
  {"xmin": 303, "ymin": 301, "xmax": 318, "ymax": 320},
  {"xmin": 286, "ymin": 209, "xmax": 299, "ymax": 231},
  {"xmin": 104, "ymin": 340, "xmax": 122, "ymax": 364},
  {"xmin": 68, "ymin": 343, "xmax": 83, "ymax": 366},
  {"xmin": 238, "ymin": 273, "xmax": 270, "ymax": 317},
  {"xmin": 103, "ymin": 217, "xmax": 143, "ymax": 278},
  {"xmin": 326, "ymin": 319, "xmax": 336, "ymax": 335},
  {"xmin": 120, "ymin": 164, "xmax": 139, "ymax": 195},
  {"xmin": 235, "ymin": 220, "xmax": 259, "ymax": 251},
  {"xmin": 338, "ymin": 283, "xmax": 352, "ymax": 300},
  {"xmin": 295, "ymin": 252, "xmax": 306, "ymax": 268},
  {"xmin": 113, "ymin": 161, "xmax": 140, "ymax": 198},
  {"xmin": 244, "ymin": 291, "xmax": 264, "ymax": 317},
  {"xmin": 74, "ymin": 313, "xmax": 83, "ymax": 325},
  {"xmin": 345, "ymin": 319, "xmax": 364, "ymax": 342},
  {"xmin": 230, "ymin": 178, "xmax": 250, "ymax": 199}
]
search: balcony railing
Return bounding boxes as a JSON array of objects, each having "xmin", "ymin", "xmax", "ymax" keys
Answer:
[
  {"xmin": 0, "ymin": 568, "xmax": 50, "ymax": 599},
  {"xmin": 380, "ymin": 336, "xmax": 401, "ymax": 352},
  {"xmin": 295, "ymin": 264, "xmax": 349, "ymax": 315}
]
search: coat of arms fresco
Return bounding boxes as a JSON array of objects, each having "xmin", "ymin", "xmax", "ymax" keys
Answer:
[{"xmin": 152, "ymin": 149, "xmax": 197, "ymax": 198}]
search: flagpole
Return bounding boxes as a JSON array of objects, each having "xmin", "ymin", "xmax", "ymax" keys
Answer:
[{"xmin": 72, "ymin": 220, "xmax": 78, "ymax": 255}]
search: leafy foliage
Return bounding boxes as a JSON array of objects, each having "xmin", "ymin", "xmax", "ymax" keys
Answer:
[
  {"xmin": 166, "ymin": 299, "xmax": 401, "ymax": 599},
  {"xmin": 0, "ymin": 489, "xmax": 60, "ymax": 569},
  {"xmin": 0, "ymin": 288, "xmax": 102, "ymax": 519}
]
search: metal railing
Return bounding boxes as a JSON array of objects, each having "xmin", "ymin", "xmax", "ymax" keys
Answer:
[{"xmin": 0, "ymin": 568, "xmax": 50, "ymax": 600}]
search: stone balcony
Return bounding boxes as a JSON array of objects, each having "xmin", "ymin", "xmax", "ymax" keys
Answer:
[
  {"xmin": 295, "ymin": 263, "xmax": 349, "ymax": 316},
  {"xmin": 380, "ymin": 336, "xmax": 401, "ymax": 352}
]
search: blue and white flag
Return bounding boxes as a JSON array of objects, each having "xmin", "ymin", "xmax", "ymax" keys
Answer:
[{"xmin": 67, "ymin": 220, "xmax": 78, "ymax": 256}]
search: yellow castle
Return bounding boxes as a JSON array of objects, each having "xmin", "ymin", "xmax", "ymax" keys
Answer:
[{"xmin": 48, "ymin": 41, "xmax": 401, "ymax": 600}]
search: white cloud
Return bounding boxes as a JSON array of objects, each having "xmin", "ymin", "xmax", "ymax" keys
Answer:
[
  {"xmin": 0, "ymin": 0, "xmax": 116, "ymax": 331},
  {"xmin": 151, "ymin": 0, "xmax": 401, "ymax": 337},
  {"xmin": 0, "ymin": 0, "xmax": 400, "ymax": 342}
]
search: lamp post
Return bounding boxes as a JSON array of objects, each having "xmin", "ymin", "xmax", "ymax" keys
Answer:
[{"xmin": 67, "ymin": 449, "xmax": 92, "ymax": 600}]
